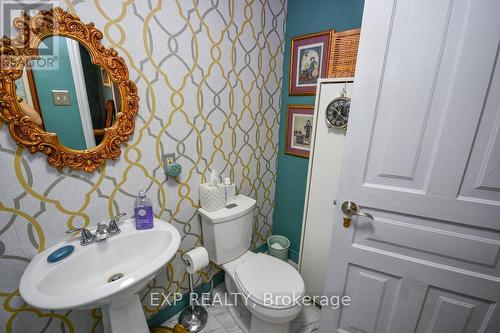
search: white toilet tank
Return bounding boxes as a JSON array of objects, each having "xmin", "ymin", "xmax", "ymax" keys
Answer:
[{"xmin": 199, "ymin": 195, "xmax": 256, "ymax": 265}]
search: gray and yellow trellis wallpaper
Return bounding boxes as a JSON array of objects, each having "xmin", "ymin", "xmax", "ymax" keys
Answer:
[{"xmin": 0, "ymin": 0, "xmax": 286, "ymax": 331}]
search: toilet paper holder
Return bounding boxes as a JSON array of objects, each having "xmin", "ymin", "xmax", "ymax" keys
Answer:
[{"xmin": 178, "ymin": 248, "xmax": 209, "ymax": 333}]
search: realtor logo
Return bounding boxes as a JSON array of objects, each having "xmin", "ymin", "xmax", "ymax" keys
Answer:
[{"xmin": 1, "ymin": 1, "xmax": 60, "ymax": 71}]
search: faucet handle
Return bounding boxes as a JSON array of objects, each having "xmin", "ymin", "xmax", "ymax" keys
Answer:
[
  {"xmin": 108, "ymin": 212, "xmax": 126, "ymax": 235},
  {"xmin": 111, "ymin": 212, "xmax": 126, "ymax": 223},
  {"xmin": 66, "ymin": 228, "xmax": 95, "ymax": 246}
]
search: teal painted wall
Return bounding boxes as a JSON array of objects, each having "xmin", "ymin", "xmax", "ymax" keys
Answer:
[
  {"xmin": 273, "ymin": 0, "xmax": 365, "ymax": 263},
  {"xmin": 33, "ymin": 36, "xmax": 87, "ymax": 150}
]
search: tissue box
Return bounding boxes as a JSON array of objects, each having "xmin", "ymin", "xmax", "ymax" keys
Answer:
[{"xmin": 199, "ymin": 183, "xmax": 226, "ymax": 212}]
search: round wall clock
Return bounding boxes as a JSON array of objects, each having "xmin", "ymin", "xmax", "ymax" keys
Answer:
[{"xmin": 325, "ymin": 88, "xmax": 350, "ymax": 129}]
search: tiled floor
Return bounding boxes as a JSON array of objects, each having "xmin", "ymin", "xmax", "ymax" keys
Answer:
[
  {"xmin": 160, "ymin": 284, "xmax": 321, "ymax": 333},
  {"xmin": 161, "ymin": 284, "xmax": 243, "ymax": 332}
]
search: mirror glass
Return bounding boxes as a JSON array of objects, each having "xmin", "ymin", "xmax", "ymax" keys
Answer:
[{"xmin": 15, "ymin": 36, "xmax": 122, "ymax": 150}]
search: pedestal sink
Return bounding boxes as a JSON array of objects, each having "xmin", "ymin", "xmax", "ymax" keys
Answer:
[{"xmin": 20, "ymin": 218, "xmax": 181, "ymax": 333}]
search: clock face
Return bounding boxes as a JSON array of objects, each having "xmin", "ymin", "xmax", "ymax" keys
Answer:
[{"xmin": 326, "ymin": 96, "xmax": 350, "ymax": 129}]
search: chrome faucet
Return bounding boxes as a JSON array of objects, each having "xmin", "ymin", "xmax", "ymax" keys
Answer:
[
  {"xmin": 66, "ymin": 213, "xmax": 126, "ymax": 246},
  {"xmin": 95, "ymin": 223, "xmax": 109, "ymax": 242}
]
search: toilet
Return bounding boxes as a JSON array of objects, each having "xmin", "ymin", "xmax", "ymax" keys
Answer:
[{"xmin": 199, "ymin": 194, "xmax": 305, "ymax": 333}]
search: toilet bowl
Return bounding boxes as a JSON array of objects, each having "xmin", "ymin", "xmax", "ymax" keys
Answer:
[
  {"xmin": 199, "ymin": 195, "xmax": 305, "ymax": 333},
  {"xmin": 223, "ymin": 251, "xmax": 304, "ymax": 332}
]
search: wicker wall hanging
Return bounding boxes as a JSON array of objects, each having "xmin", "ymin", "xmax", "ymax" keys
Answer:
[{"xmin": 327, "ymin": 28, "xmax": 361, "ymax": 78}]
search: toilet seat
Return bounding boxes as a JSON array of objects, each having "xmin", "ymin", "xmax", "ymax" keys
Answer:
[{"xmin": 234, "ymin": 253, "xmax": 304, "ymax": 310}]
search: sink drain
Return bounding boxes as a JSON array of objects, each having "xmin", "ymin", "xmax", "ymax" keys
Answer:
[{"xmin": 107, "ymin": 273, "xmax": 124, "ymax": 283}]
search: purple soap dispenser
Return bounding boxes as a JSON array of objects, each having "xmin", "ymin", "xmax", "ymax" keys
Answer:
[{"xmin": 134, "ymin": 190, "xmax": 154, "ymax": 229}]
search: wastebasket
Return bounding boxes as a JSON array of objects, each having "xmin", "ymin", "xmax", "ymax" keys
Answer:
[{"xmin": 267, "ymin": 235, "xmax": 290, "ymax": 261}]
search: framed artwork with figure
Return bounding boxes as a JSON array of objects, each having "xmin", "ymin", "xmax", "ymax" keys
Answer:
[
  {"xmin": 285, "ymin": 105, "xmax": 315, "ymax": 158},
  {"xmin": 289, "ymin": 30, "xmax": 333, "ymax": 95},
  {"xmin": 101, "ymin": 69, "xmax": 112, "ymax": 87}
]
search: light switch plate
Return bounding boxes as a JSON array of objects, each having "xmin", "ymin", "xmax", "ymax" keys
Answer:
[{"xmin": 51, "ymin": 90, "xmax": 71, "ymax": 106}]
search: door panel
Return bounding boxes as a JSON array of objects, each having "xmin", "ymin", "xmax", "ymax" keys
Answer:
[
  {"xmin": 319, "ymin": 0, "xmax": 500, "ymax": 332},
  {"xmin": 365, "ymin": 0, "xmax": 455, "ymax": 189},
  {"xmin": 355, "ymin": 211, "xmax": 500, "ymax": 271},
  {"xmin": 339, "ymin": 265, "xmax": 400, "ymax": 333},
  {"xmin": 415, "ymin": 288, "xmax": 494, "ymax": 333},
  {"xmin": 459, "ymin": 61, "xmax": 500, "ymax": 203}
]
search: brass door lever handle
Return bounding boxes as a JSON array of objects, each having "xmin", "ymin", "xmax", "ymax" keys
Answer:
[{"xmin": 341, "ymin": 201, "xmax": 374, "ymax": 228}]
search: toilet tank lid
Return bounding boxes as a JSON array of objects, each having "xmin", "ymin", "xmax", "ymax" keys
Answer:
[{"xmin": 199, "ymin": 194, "xmax": 256, "ymax": 223}]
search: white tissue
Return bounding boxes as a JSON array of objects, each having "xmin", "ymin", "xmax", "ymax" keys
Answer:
[
  {"xmin": 183, "ymin": 247, "xmax": 209, "ymax": 274},
  {"xmin": 209, "ymin": 169, "xmax": 219, "ymax": 186},
  {"xmin": 271, "ymin": 243, "xmax": 285, "ymax": 250}
]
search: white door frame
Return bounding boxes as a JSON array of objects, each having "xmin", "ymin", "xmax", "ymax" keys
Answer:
[{"xmin": 299, "ymin": 77, "xmax": 352, "ymax": 298}]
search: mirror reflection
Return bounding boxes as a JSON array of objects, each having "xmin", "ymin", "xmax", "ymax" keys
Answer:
[{"xmin": 15, "ymin": 36, "xmax": 121, "ymax": 150}]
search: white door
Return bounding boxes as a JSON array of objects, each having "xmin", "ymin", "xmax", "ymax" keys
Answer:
[{"xmin": 320, "ymin": 0, "xmax": 500, "ymax": 332}]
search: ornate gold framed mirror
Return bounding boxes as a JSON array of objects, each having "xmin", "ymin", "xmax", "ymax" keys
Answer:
[{"xmin": 0, "ymin": 7, "xmax": 139, "ymax": 172}]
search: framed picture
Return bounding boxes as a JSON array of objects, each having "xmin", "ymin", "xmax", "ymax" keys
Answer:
[
  {"xmin": 285, "ymin": 105, "xmax": 315, "ymax": 158},
  {"xmin": 289, "ymin": 30, "xmax": 333, "ymax": 95},
  {"xmin": 101, "ymin": 69, "xmax": 111, "ymax": 87}
]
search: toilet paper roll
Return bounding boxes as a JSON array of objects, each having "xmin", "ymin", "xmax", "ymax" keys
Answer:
[{"xmin": 183, "ymin": 247, "xmax": 209, "ymax": 274}]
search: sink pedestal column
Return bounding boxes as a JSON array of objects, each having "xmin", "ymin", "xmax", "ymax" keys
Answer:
[{"xmin": 102, "ymin": 294, "xmax": 149, "ymax": 333}]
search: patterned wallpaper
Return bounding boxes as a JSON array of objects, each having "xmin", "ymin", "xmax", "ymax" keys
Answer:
[{"xmin": 0, "ymin": 0, "xmax": 286, "ymax": 332}]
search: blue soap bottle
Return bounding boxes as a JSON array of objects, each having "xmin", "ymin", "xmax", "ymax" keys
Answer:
[{"xmin": 134, "ymin": 190, "xmax": 154, "ymax": 229}]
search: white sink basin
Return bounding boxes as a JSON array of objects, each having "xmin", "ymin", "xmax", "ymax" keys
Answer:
[{"xmin": 20, "ymin": 218, "xmax": 181, "ymax": 333}]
